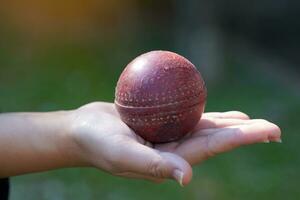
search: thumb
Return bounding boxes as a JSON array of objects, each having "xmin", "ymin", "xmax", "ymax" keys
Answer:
[
  {"xmin": 158, "ymin": 152, "xmax": 193, "ymax": 186},
  {"xmin": 116, "ymin": 140, "xmax": 193, "ymax": 186}
]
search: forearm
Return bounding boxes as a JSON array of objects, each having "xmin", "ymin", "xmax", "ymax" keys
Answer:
[{"xmin": 0, "ymin": 111, "xmax": 81, "ymax": 177}]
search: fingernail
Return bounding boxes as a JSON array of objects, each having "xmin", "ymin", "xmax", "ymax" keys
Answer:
[
  {"xmin": 274, "ymin": 138, "xmax": 282, "ymax": 143},
  {"xmin": 172, "ymin": 169, "xmax": 184, "ymax": 187},
  {"xmin": 262, "ymin": 139, "xmax": 270, "ymax": 143}
]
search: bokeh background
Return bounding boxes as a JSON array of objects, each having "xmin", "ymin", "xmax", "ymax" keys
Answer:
[{"xmin": 0, "ymin": 1, "xmax": 299, "ymax": 199}]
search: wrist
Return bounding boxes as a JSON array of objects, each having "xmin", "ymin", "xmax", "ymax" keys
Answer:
[{"xmin": 57, "ymin": 109, "xmax": 91, "ymax": 168}]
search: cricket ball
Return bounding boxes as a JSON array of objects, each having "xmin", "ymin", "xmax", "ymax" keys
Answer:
[{"xmin": 114, "ymin": 50, "xmax": 207, "ymax": 143}]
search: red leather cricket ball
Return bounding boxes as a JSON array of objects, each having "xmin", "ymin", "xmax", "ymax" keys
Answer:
[{"xmin": 115, "ymin": 50, "xmax": 207, "ymax": 143}]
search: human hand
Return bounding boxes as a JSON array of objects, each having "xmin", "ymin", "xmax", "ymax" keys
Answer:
[{"xmin": 69, "ymin": 102, "xmax": 281, "ymax": 186}]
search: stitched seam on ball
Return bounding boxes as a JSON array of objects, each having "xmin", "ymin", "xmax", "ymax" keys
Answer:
[
  {"xmin": 122, "ymin": 105, "xmax": 201, "ymax": 126},
  {"xmin": 117, "ymin": 91, "xmax": 204, "ymax": 107},
  {"xmin": 115, "ymin": 92, "xmax": 206, "ymax": 109},
  {"xmin": 114, "ymin": 95, "xmax": 205, "ymax": 109},
  {"xmin": 116, "ymin": 101, "xmax": 203, "ymax": 117}
]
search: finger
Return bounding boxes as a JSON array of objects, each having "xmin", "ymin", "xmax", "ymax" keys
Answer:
[
  {"xmin": 156, "ymin": 118, "xmax": 264, "ymax": 152},
  {"xmin": 174, "ymin": 120, "xmax": 281, "ymax": 165},
  {"xmin": 194, "ymin": 118, "xmax": 248, "ymax": 130},
  {"xmin": 205, "ymin": 120, "xmax": 281, "ymax": 153},
  {"xmin": 192, "ymin": 119, "xmax": 278, "ymax": 137},
  {"xmin": 114, "ymin": 138, "xmax": 193, "ymax": 186},
  {"xmin": 203, "ymin": 111, "xmax": 250, "ymax": 120}
]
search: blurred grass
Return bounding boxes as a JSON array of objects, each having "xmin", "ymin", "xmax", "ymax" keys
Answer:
[{"xmin": 0, "ymin": 42, "xmax": 299, "ymax": 200}]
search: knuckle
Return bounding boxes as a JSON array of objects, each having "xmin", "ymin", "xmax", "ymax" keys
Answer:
[
  {"xmin": 103, "ymin": 150, "xmax": 125, "ymax": 174},
  {"xmin": 205, "ymin": 134, "xmax": 216, "ymax": 158},
  {"xmin": 108, "ymin": 163, "xmax": 122, "ymax": 174},
  {"xmin": 147, "ymin": 157, "xmax": 165, "ymax": 178},
  {"xmin": 109, "ymin": 157, "xmax": 125, "ymax": 174}
]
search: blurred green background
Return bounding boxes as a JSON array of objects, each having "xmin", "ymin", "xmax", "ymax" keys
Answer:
[{"xmin": 0, "ymin": 1, "xmax": 299, "ymax": 199}]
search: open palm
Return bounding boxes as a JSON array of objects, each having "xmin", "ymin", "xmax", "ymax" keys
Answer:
[{"xmin": 71, "ymin": 102, "xmax": 281, "ymax": 186}]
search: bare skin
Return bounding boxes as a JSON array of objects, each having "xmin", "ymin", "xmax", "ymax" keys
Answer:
[{"xmin": 0, "ymin": 102, "xmax": 281, "ymax": 186}]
